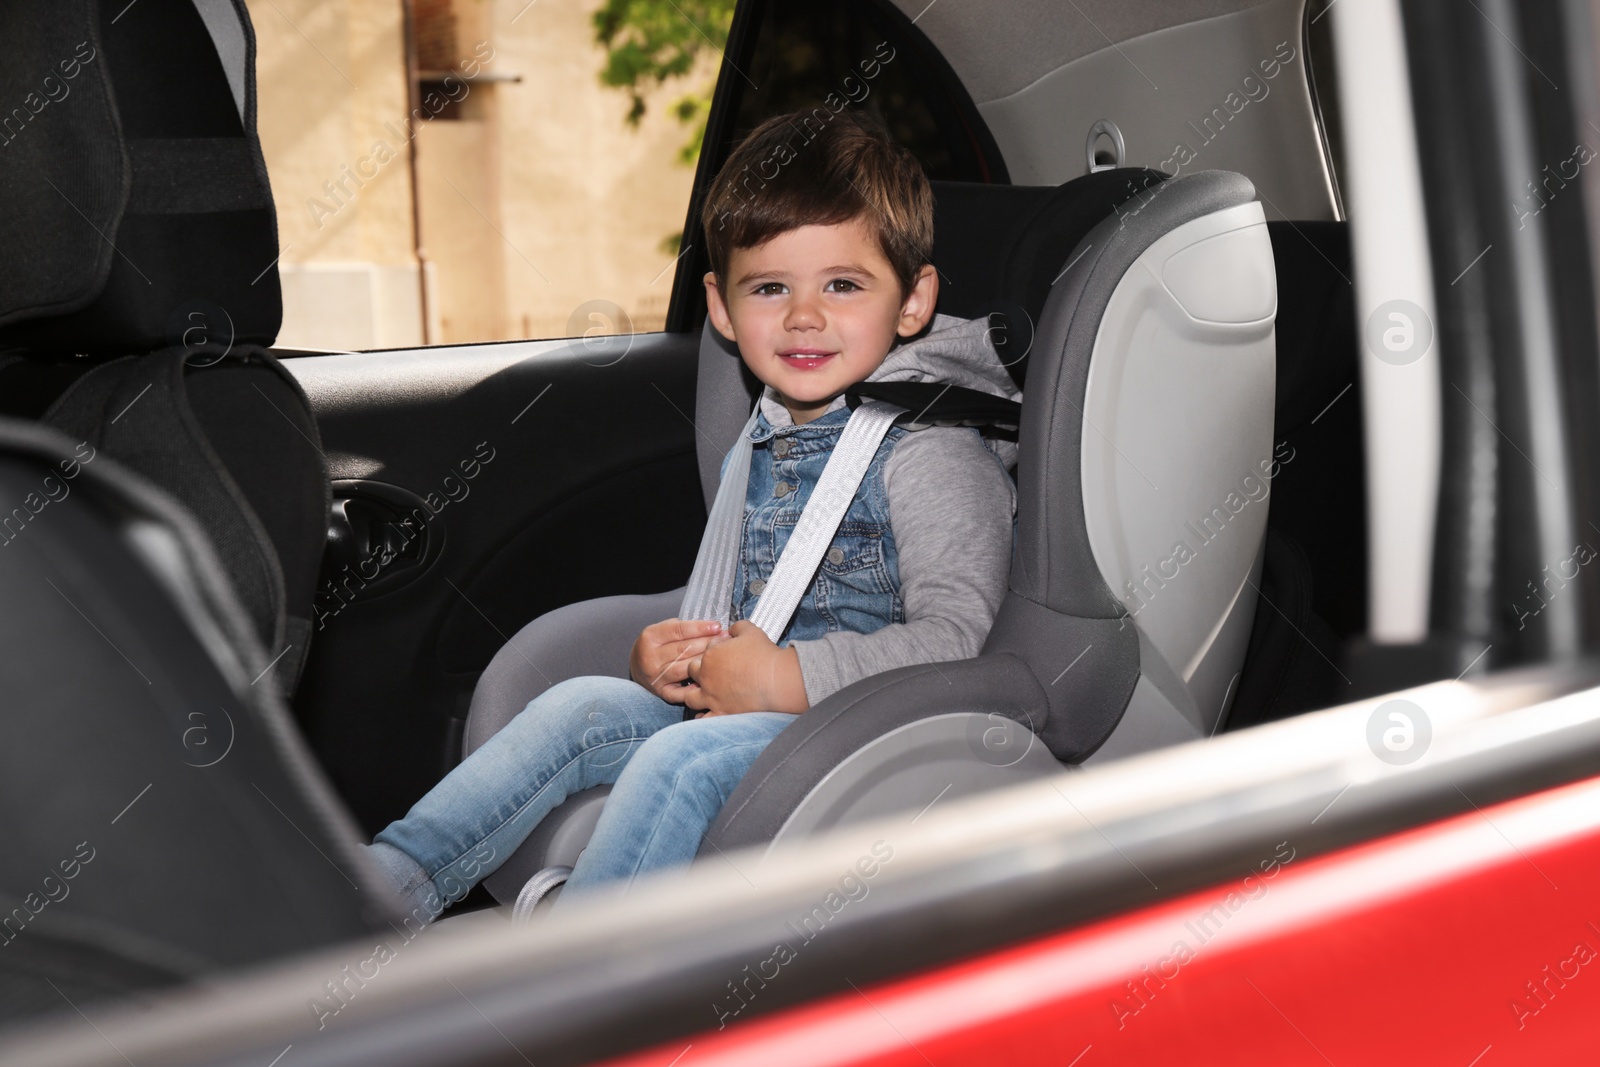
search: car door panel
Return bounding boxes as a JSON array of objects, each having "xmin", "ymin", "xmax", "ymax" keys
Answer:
[{"xmin": 284, "ymin": 332, "xmax": 705, "ymax": 832}]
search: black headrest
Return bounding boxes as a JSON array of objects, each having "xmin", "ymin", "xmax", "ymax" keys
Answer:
[
  {"xmin": 930, "ymin": 170, "xmax": 1170, "ymax": 318},
  {"xmin": 930, "ymin": 168, "xmax": 1167, "ymax": 382},
  {"xmin": 0, "ymin": 0, "xmax": 281, "ymax": 358}
]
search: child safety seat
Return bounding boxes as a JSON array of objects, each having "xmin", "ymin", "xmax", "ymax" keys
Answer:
[{"xmin": 465, "ymin": 168, "xmax": 1278, "ymax": 905}]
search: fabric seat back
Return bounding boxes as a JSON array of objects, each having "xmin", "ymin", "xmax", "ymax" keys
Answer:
[
  {"xmin": 0, "ymin": 0, "xmax": 327, "ymax": 691},
  {"xmin": 0, "ymin": 421, "xmax": 388, "ymax": 1025}
]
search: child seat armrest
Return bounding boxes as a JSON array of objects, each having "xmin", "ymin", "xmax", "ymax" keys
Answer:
[
  {"xmin": 697, "ymin": 653, "xmax": 1052, "ymax": 855},
  {"xmin": 463, "ymin": 587, "xmax": 686, "ymax": 757}
]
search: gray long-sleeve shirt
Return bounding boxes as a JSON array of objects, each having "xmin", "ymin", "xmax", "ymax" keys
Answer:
[
  {"xmin": 752, "ymin": 314, "xmax": 1021, "ymax": 706},
  {"xmin": 793, "ymin": 426, "xmax": 1016, "ymax": 704}
]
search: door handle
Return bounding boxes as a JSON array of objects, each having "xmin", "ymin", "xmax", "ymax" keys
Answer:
[{"xmin": 319, "ymin": 479, "xmax": 440, "ymax": 602}]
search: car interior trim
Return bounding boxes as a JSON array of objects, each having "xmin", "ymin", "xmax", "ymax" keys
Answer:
[
  {"xmin": 976, "ymin": 0, "xmax": 1339, "ymax": 221},
  {"xmin": 1329, "ymin": 0, "xmax": 1440, "ymax": 642}
]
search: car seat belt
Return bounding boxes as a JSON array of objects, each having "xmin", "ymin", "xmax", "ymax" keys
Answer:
[{"xmin": 679, "ymin": 399, "xmax": 905, "ymax": 642}]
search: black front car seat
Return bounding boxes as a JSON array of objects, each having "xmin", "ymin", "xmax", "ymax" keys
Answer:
[
  {"xmin": 0, "ymin": 0, "xmax": 327, "ymax": 695},
  {"xmin": 0, "ymin": 421, "xmax": 390, "ymax": 1025}
]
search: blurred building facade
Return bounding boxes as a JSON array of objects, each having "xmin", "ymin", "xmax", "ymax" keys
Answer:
[{"xmin": 247, "ymin": 0, "xmax": 707, "ymax": 349}]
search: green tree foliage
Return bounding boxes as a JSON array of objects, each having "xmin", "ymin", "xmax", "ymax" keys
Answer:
[{"xmin": 592, "ymin": 0, "xmax": 736, "ymax": 166}]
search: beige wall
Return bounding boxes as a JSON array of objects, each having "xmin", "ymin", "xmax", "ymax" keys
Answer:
[
  {"xmin": 249, "ymin": 0, "xmax": 425, "ymax": 349},
  {"xmin": 486, "ymin": 0, "xmax": 707, "ymax": 338},
  {"xmin": 417, "ymin": 117, "xmax": 505, "ymax": 342},
  {"xmin": 249, "ymin": 0, "xmax": 709, "ymax": 350}
]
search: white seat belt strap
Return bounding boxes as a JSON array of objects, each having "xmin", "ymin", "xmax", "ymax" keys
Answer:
[
  {"xmin": 679, "ymin": 401, "xmax": 903, "ymax": 642},
  {"xmin": 678, "ymin": 408, "xmax": 763, "ymax": 628}
]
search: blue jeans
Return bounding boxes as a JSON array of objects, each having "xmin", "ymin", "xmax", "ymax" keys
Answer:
[{"xmin": 368, "ymin": 675, "xmax": 795, "ymax": 920}]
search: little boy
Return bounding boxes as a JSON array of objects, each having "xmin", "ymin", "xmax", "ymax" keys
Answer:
[{"xmin": 367, "ymin": 110, "xmax": 1020, "ymax": 921}]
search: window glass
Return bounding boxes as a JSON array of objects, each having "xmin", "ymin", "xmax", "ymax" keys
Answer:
[
  {"xmin": 725, "ymin": 1, "xmax": 1000, "ymax": 183},
  {"xmin": 248, "ymin": 0, "xmax": 731, "ymax": 349},
  {"xmin": 661, "ymin": 0, "xmax": 1004, "ymax": 331}
]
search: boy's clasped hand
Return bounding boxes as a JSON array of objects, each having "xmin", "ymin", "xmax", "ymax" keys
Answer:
[{"xmin": 629, "ymin": 618, "xmax": 810, "ymax": 717}]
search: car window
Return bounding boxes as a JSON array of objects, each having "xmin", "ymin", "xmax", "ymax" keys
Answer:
[
  {"xmin": 662, "ymin": 0, "xmax": 1007, "ymax": 331},
  {"xmin": 247, "ymin": 0, "xmax": 729, "ymax": 350},
  {"xmin": 718, "ymin": 0, "xmax": 1005, "ymax": 184}
]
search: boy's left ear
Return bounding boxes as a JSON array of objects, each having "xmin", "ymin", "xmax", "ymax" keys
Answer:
[{"xmin": 896, "ymin": 264, "xmax": 939, "ymax": 337}]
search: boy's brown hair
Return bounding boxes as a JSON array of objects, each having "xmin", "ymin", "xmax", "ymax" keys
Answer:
[{"xmin": 702, "ymin": 109, "xmax": 934, "ymax": 295}]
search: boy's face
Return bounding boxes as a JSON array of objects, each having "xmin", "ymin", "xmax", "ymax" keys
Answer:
[{"xmin": 704, "ymin": 218, "xmax": 938, "ymax": 425}]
